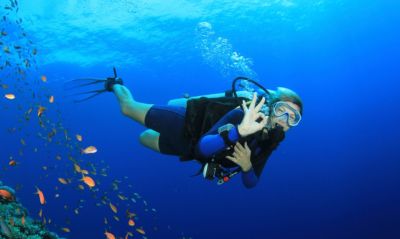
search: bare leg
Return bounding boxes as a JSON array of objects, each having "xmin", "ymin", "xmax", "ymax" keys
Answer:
[
  {"xmin": 113, "ymin": 84, "xmax": 153, "ymax": 126},
  {"xmin": 139, "ymin": 129, "xmax": 160, "ymax": 152}
]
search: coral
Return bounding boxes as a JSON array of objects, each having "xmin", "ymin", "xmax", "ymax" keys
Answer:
[{"xmin": 0, "ymin": 185, "xmax": 65, "ymax": 239}]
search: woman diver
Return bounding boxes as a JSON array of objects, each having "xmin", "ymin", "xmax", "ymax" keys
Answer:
[{"xmin": 69, "ymin": 69, "xmax": 303, "ymax": 188}]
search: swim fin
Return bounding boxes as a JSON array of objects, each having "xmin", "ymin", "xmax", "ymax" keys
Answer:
[{"xmin": 64, "ymin": 67, "xmax": 121, "ymax": 103}]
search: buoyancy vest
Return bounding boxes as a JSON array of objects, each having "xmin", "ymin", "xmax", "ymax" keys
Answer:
[{"xmin": 180, "ymin": 96, "xmax": 285, "ymax": 174}]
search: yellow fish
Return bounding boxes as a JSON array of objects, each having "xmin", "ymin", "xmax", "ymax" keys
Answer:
[
  {"xmin": 109, "ymin": 202, "xmax": 118, "ymax": 214},
  {"xmin": 74, "ymin": 164, "xmax": 81, "ymax": 173},
  {"xmin": 80, "ymin": 169, "xmax": 89, "ymax": 175},
  {"xmin": 58, "ymin": 178, "xmax": 68, "ymax": 185},
  {"xmin": 76, "ymin": 134, "xmax": 83, "ymax": 142},
  {"xmin": 125, "ymin": 232, "xmax": 133, "ymax": 239},
  {"xmin": 136, "ymin": 228, "xmax": 145, "ymax": 235},
  {"xmin": 37, "ymin": 106, "xmax": 46, "ymax": 117},
  {"xmin": 82, "ymin": 146, "xmax": 97, "ymax": 154},
  {"xmin": 4, "ymin": 94, "xmax": 15, "ymax": 100}
]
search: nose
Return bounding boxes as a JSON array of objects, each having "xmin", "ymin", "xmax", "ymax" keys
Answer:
[{"xmin": 275, "ymin": 115, "xmax": 290, "ymax": 130}]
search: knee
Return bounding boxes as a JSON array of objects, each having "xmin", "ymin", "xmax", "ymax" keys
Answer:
[
  {"xmin": 139, "ymin": 130, "xmax": 150, "ymax": 146},
  {"xmin": 139, "ymin": 130, "xmax": 159, "ymax": 149}
]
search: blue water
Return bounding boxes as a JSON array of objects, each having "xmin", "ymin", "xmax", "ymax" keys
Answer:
[{"xmin": 1, "ymin": 0, "xmax": 400, "ymax": 238}]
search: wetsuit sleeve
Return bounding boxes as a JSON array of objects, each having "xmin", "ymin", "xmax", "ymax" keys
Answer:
[
  {"xmin": 241, "ymin": 168, "xmax": 258, "ymax": 188},
  {"xmin": 195, "ymin": 109, "xmax": 243, "ymax": 158}
]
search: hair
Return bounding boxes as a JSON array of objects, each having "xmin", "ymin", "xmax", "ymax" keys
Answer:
[{"xmin": 268, "ymin": 87, "xmax": 303, "ymax": 115}]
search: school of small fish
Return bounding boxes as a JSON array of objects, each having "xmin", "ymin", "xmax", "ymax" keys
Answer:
[{"xmin": 0, "ymin": 0, "xmax": 170, "ymax": 238}]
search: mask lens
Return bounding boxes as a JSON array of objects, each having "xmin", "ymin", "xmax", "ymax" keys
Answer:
[{"xmin": 273, "ymin": 102, "xmax": 301, "ymax": 126}]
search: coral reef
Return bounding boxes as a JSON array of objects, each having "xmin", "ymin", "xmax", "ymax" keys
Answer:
[{"xmin": 0, "ymin": 181, "xmax": 65, "ymax": 239}]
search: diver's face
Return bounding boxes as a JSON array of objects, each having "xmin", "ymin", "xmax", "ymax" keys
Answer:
[{"xmin": 269, "ymin": 101, "xmax": 301, "ymax": 132}]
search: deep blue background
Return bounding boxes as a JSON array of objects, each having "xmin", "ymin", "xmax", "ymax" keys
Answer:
[{"xmin": 1, "ymin": 1, "xmax": 400, "ymax": 239}]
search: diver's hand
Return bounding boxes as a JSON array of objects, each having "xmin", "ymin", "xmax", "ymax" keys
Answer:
[
  {"xmin": 226, "ymin": 142, "xmax": 252, "ymax": 172},
  {"xmin": 237, "ymin": 92, "xmax": 268, "ymax": 137}
]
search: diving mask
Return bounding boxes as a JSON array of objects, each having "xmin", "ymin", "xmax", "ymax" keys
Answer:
[{"xmin": 272, "ymin": 101, "xmax": 301, "ymax": 127}]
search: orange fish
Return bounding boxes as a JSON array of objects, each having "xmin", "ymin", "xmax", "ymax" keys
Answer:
[
  {"xmin": 82, "ymin": 146, "xmax": 97, "ymax": 154},
  {"xmin": 49, "ymin": 96, "xmax": 54, "ymax": 103},
  {"xmin": 104, "ymin": 231, "xmax": 116, "ymax": 239},
  {"xmin": 82, "ymin": 176, "xmax": 95, "ymax": 188},
  {"xmin": 21, "ymin": 216, "xmax": 25, "ymax": 226},
  {"xmin": 41, "ymin": 75, "xmax": 47, "ymax": 82},
  {"xmin": 8, "ymin": 160, "xmax": 17, "ymax": 166},
  {"xmin": 76, "ymin": 134, "xmax": 83, "ymax": 142},
  {"xmin": 35, "ymin": 187, "xmax": 46, "ymax": 205},
  {"xmin": 109, "ymin": 202, "xmax": 118, "ymax": 214},
  {"xmin": 4, "ymin": 94, "xmax": 15, "ymax": 100},
  {"xmin": 37, "ymin": 106, "xmax": 46, "ymax": 117},
  {"xmin": 128, "ymin": 219, "xmax": 135, "ymax": 226},
  {"xmin": 0, "ymin": 189, "xmax": 15, "ymax": 202}
]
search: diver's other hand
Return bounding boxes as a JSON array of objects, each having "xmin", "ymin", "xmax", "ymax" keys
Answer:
[
  {"xmin": 105, "ymin": 77, "xmax": 124, "ymax": 92},
  {"xmin": 226, "ymin": 142, "xmax": 252, "ymax": 172},
  {"xmin": 238, "ymin": 92, "xmax": 268, "ymax": 137}
]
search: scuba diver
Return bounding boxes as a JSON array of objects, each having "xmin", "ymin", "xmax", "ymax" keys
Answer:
[{"xmin": 68, "ymin": 68, "xmax": 303, "ymax": 188}]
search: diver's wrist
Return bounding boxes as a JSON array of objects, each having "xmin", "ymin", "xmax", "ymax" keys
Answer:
[
  {"xmin": 237, "ymin": 124, "xmax": 249, "ymax": 137},
  {"xmin": 241, "ymin": 164, "xmax": 252, "ymax": 172}
]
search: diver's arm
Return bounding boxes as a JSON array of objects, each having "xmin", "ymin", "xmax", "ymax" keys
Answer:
[
  {"xmin": 242, "ymin": 168, "xmax": 258, "ymax": 188},
  {"xmin": 196, "ymin": 125, "xmax": 242, "ymax": 158},
  {"xmin": 197, "ymin": 133, "xmax": 259, "ymax": 188},
  {"xmin": 195, "ymin": 109, "xmax": 244, "ymax": 158},
  {"xmin": 225, "ymin": 142, "xmax": 259, "ymax": 188}
]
